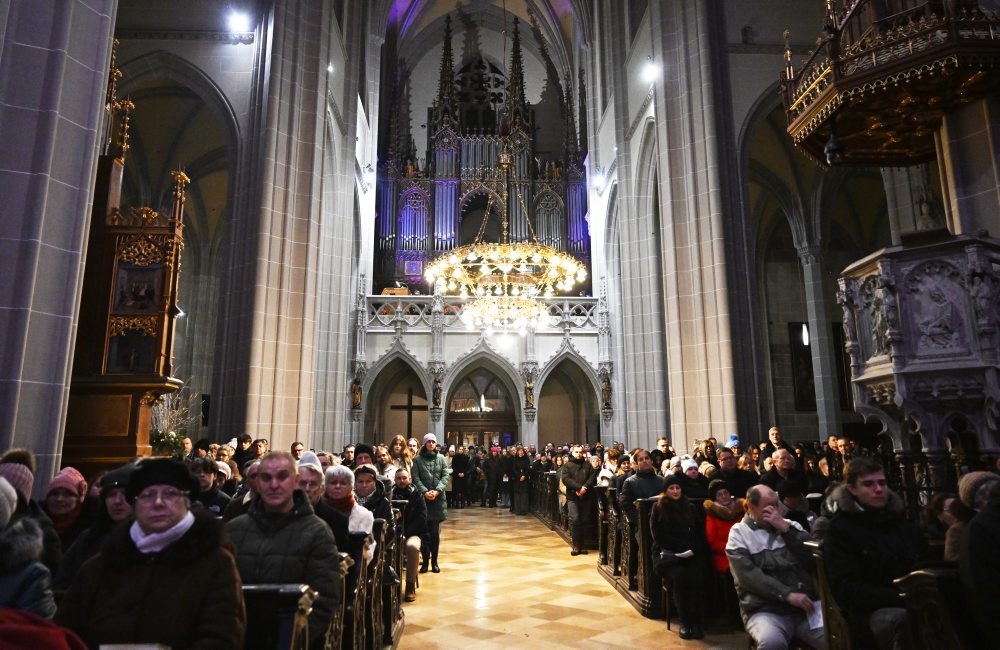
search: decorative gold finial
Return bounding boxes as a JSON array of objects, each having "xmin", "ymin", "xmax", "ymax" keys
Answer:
[
  {"xmin": 105, "ymin": 38, "xmax": 122, "ymax": 111},
  {"xmin": 784, "ymin": 30, "xmax": 794, "ymax": 80},
  {"xmin": 113, "ymin": 98, "xmax": 135, "ymax": 164},
  {"xmin": 171, "ymin": 169, "xmax": 191, "ymax": 223}
]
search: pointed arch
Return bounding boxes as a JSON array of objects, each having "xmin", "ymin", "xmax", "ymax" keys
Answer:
[
  {"xmin": 442, "ymin": 338, "xmax": 523, "ymax": 422},
  {"xmin": 536, "ymin": 341, "xmax": 601, "ymax": 400},
  {"xmin": 362, "ymin": 343, "xmax": 433, "ymax": 404}
]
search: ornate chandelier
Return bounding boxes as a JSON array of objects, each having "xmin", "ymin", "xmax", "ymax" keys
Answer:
[{"xmin": 425, "ymin": 146, "xmax": 587, "ymax": 331}]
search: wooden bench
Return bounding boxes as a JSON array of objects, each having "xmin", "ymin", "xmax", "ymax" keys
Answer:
[{"xmin": 241, "ymin": 583, "xmax": 317, "ymax": 650}]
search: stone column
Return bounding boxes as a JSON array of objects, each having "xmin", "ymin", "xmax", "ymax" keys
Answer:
[
  {"xmin": 797, "ymin": 246, "xmax": 843, "ymax": 440},
  {"xmin": 0, "ymin": 1, "xmax": 117, "ymax": 493},
  {"xmin": 881, "ymin": 164, "xmax": 946, "ymax": 244},
  {"xmin": 936, "ymin": 97, "xmax": 1000, "ymax": 236},
  {"xmin": 649, "ymin": 0, "xmax": 738, "ymax": 448},
  {"xmin": 213, "ymin": 0, "xmax": 334, "ymax": 451}
]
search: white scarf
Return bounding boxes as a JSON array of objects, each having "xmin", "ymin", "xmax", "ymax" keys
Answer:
[{"xmin": 130, "ymin": 510, "xmax": 195, "ymax": 554}]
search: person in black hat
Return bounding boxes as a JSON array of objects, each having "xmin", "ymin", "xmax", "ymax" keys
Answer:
[
  {"xmin": 53, "ymin": 463, "xmax": 138, "ymax": 590},
  {"xmin": 57, "ymin": 458, "xmax": 245, "ymax": 648}
]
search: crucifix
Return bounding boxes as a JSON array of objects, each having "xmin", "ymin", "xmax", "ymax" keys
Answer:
[{"xmin": 389, "ymin": 388, "xmax": 429, "ymax": 438}]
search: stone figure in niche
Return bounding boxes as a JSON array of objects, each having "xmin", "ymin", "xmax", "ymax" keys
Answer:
[
  {"xmin": 918, "ymin": 288, "xmax": 958, "ymax": 348},
  {"xmin": 601, "ymin": 375, "xmax": 612, "ymax": 409},
  {"xmin": 837, "ymin": 289, "xmax": 857, "ymax": 346},
  {"xmin": 970, "ymin": 273, "xmax": 994, "ymax": 323},
  {"xmin": 433, "ymin": 378, "xmax": 442, "ymax": 408},
  {"xmin": 870, "ymin": 291, "xmax": 889, "ymax": 357},
  {"xmin": 351, "ymin": 379, "xmax": 362, "ymax": 409},
  {"xmin": 524, "ymin": 379, "xmax": 534, "ymax": 409}
]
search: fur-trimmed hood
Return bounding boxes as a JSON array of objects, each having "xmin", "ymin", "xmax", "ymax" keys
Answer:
[
  {"xmin": 823, "ymin": 483, "xmax": 905, "ymax": 518},
  {"xmin": 0, "ymin": 516, "xmax": 44, "ymax": 572},
  {"xmin": 703, "ymin": 498, "xmax": 745, "ymax": 522}
]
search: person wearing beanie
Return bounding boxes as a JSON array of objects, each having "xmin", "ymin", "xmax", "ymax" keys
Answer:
[
  {"xmin": 53, "ymin": 463, "xmax": 139, "ymax": 590},
  {"xmin": 0, "ymin": 476, "xmax": 57, "ymax": 618},
  {"xmin": 679, "ymin": 458, "xmax": 709, "ymax": 501},
  {"xmin": 353, "ymin": 443, "xmax": 376, "ymax": 466},
  {"xmin": 704, "ymin": 479, "xmax": 743, "ymax": 574},
  {"xmin": 651, "ymin": 471, "xmax": 707, "ymax": 639},
  {"xmin": 391, "ymin": 467, "xmax": 428, "ymax": 602},
  {"xmin": 412, "ymin": 433, "xmax": 449, "ymax": 573},
  {"xmin": 43, "ymin": 467, "xmax": 91, "ymax": 553},
  {"xmin": 190, "ymin": 457, "xmax": 230, "ymax": 517},
  {"xmin": 958, "ymin": 471, "xmax": 1000, "ymax": 512},
  {"xmin": 821, "ymin": 457, "xmax": 923, "ymax": 649},
  {"xmin": 57, "ymin": 458, "xmax": 246, "ymax": 648},
  {"xmin": 0, "ymin": 455, "xmax": 62, "ymax": 573},
  {"xmin": 296, "ymin": 453, "xmax": 349, "ymax": 552},
  {"xmin": 620, "ymin": 449, "xmax": 665, "ymax": 589}
]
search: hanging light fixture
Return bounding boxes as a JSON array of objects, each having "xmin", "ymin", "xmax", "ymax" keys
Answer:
[{"xmin": 424, "ymin": 8, "xmax": 587, "ymax": 331}]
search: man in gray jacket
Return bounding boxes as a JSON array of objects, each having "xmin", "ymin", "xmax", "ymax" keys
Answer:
[{"xmin": 726, "ymin": 485, "xmax": 825, "ymax": 649}]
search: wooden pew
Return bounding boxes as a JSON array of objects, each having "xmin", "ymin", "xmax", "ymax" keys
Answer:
[
  {"xmin": 341, "ymin": 531, "xmax": 372, "ymax": 650},
  {"xmin": 366, "ymin": 519, "xmax": 386, "ymax": 649},
  {"xmin": 383, "ymin": 507, "xmax": 406, "ymax": 646},
  {"xmin": 597, "ymin": 485, "xmax": 610, "ymax": 566},
  {"xmin": 328, "ymin": 552, "xmax": 352, "ymax": 649},
  {"xmin": 803, "ymin": 540, "xmax": 853, "ymax": 650},
  {"xmin": 894, "ymin": 567, "xmax": 985, "ymax": 649},
  {"xmin": 241, "ymin": 583, "xmax": 317, "ymax": 650}
]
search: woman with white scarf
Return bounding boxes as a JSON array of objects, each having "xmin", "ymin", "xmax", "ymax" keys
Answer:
[{"xmin": 57, "ymin": 458, "xmax": 245, "ymax": 649}]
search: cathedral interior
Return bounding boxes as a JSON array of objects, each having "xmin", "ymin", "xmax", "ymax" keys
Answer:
[{"xmin": 2, "ymin": 0, "xmax": 999, "ymax": 489}]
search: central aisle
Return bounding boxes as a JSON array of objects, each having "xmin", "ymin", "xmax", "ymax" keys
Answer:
[{"xmin": 398, "ymin": 507, "xmax": 747, "ymax": 649}]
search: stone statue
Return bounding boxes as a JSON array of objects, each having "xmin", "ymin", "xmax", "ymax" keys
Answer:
[
  {"xmin": 524, "ymin": 379, "xmax": 534, "ymax": 409},
  {"xmin": 601, "ymin": 375, "xmax": 612, "ymax": 409},
  {"xmin": 351, "ymin": 379, "xmax": 362, "ymax": 409},
  {"xmin": 918, "ymin": 288, "xmax": 957, "ymax": 348},
  {"xmin": 433, "ymin": 378, "xmax": 442, "ymax": 408}
]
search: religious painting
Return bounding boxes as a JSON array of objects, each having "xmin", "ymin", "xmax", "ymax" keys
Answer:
[
  {"xmin": 107, "ymin": 330, "xmax": 157, "ymax": 374},
  {"xmin": 113, "ymin": 263, "xmax": 164, "ymax": 314}
]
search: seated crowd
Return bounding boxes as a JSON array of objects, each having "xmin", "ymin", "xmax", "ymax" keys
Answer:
[{"xmin": 1, "ymin": 425, "xmax": 998, "ymax": 648}]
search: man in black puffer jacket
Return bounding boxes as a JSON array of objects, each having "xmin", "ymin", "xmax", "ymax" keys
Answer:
[
  {"xmin": 823, "ymin": 457, "xmax": 924, "ymax": 650},
  {"xmin": 561, "ymin": 444, "xmax": 597, "ymax": 556},
  {"xmin": 392, "ymin": 468, "xmax": 428, "ymax": 602}
]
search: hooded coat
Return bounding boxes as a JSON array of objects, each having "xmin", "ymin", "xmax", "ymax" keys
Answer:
[
  {"xmin": 703, "ymin": 499, "xmax": 745, "ymax": 572},
  {"xmin": 0, "ymin": 516, "xmax": 56, "ymax": 618},
  {"xmin": 56, "ymin": 510, "xmax": 245, "ymax": 649},
  {"xmin": 412, "ymin": 448, "xmax": 449, "ymax": 522}
]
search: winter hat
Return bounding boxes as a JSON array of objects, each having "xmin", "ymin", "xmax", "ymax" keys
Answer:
[
  {"xmin": 423, "ymin": 433, "xmax": 437, "ymax": 445},
  {"xmin": 45, "ymin": 467, "xmax": 88, "ymax": 500},
  {"xmin": 100, "ymin": 463, "xmax": 137, "ymax": 497},
  {"xmin": 353, "ymin": 464, "xmax": 379, "ymax": 480},
  {"xmin": 958, "ymin": 471, "xmax": 1000, "ymax": 509},
  {"xmin": 727, "ymin": 434, "xmax": 741, "ymax": 449},
  {"xmin": 354, "ymin": 443, "xmax": 376, "ymax": 463},
  {"xmin": 663, "ymin": 474, "xmax": 683, "ymax": 490},
  {"xmin": 215, "ymin": 461, "xmax": 232, "ymax": 481},
  {"xmin": 193, "ymin": 438, "xmax": 211, "ymax": 454},
  {"xmin": 298, "ymin": 451, "xmax": 323, "ymax": 477},
  {"xmin": 448, "ymin": 445, "xmax": 456, "ymax": 453},
  {"xmin": 668, "ymin": 456, "xmax": 682, "ymax": 469},
  {"xmin": 0, "ymin": 462, "xmax": 34, "ymax": 500},
  {"xmin": 708, "ymin": 479, "xmax": 731, "ymax": 501},
  {"xmin": 0, "ymin": 477, "xmax": 16, "ymax": 529},
  {"xmin": 126, "ymin": 458, "xmax": 198, "ymax": 502},
  {"xmin": 681, "ymin": 459, "xmax": 699, "ymax": 473}
]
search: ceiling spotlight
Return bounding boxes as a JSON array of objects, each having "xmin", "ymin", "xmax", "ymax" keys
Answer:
[
  {"xmin": 591, "ymin": 173, "xmax": 606, "ymax": 190},
  {"xmin": 228, "ymin": 11, "xmax": 251, "ymax": 33}
]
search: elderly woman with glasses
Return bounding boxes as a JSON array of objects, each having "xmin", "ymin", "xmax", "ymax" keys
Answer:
[{"xmin": 57, "ymin": 458, "xmax": 245, "ymax": 649}]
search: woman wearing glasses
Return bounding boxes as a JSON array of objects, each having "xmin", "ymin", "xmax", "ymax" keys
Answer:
[{"xmin": 57, "ymin": 458, "xmax": 245, "ymax": 648}]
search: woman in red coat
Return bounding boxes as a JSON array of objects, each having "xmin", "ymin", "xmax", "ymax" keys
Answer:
[{"xmin": 703, "ymin": 479, "xmax": 743, "ymax": 573}]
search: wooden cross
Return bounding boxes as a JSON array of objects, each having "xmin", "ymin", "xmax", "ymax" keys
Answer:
[{"xmin": 389, "ymin": 388, "xmax": 429, "ymax": 438}]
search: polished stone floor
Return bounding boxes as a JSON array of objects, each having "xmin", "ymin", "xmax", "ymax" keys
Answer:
[{"xmin": 399, "ymin": 506, "xmax": 748, "ymax": 649}]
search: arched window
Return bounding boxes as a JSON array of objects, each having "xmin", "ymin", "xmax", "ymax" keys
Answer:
[{"xmin": 448, "ymin": 370, "xmax": 512, "ymax": 414}]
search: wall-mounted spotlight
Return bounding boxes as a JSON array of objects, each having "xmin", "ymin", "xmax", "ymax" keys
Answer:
[
  {"xmin": 227, "ymin": 11, "xmax": 251, "ymax": 33},
  {"xmin": 591, "ymin": 173, "xmax": 606, "ymax": 190},
  {"xmin": 363, "ymin": 164, "xmax": 376, "ymax": 186},
  {"xmin": 327, "ymin": 64, "xmax": 334, "ymax": 73},
  {"xmin": 641, "ymin": 57, "xmax": 660, "ymax": 84}
]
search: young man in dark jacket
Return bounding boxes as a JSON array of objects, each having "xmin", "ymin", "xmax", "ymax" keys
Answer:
[
  {"xmin": 392, "ymin": 468, "xmax": 428, "ymax": 601},
  {"xmin": 822, "ymin": 457, "xmax": 923, "ymax": 649},
  {"xmin": 561, "ymin": 444, "xmax": 597, "ymax": 556}
]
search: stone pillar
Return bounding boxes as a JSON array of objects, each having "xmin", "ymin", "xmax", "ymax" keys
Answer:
[
  {"xmin": 798, "ymin": 247, "xmax": 843, "ymax": 441},
  {"xmin": 649, "ymin": 0, "xmax": 738, "ymax": 447},
  {"xmin": 936, "ymin": 97, "xmax": 1000, "ymax": 236},
  {"xmin": 881, "ymin": 164, "xmax": 946, "ymax": 245},
  {"xmin": 0, "ymin": 0, "xmax": 117, "ymax": 493},
  {"xmin": 214, "ymin": 1, "xmax": 338, "ymax": 452}
]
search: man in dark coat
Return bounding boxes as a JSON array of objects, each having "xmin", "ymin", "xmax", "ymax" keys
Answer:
[
  {"xmin": 823, "ymin": 457, "xmax": 924, "ymax": 649},
  {"xmin": 961, "ymin": 483, "xmax": 1000, "ymax": 640},
  {"xmin": 716, "ymin": 446, "xmax": 757, "ymax": 500},
  {"xmin": 562, "ymin": 444, "xmax": 597, "ymax": 556},
  {"xmin": 758, "ymin": 449, "xmax": 808, "ymax": 496},
  {"xmin": 450, "ymin": 447, "xmax": 471, "ymax": 509},
  {"xmin": 226, "ymin": 452, "xmax": 339, "ymax": 648},
  {"xmin": 759, "ymin": 426, "xmax": 795, "ymax": 471}
]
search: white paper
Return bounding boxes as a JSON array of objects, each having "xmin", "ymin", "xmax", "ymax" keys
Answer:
[{"xmin": 808, "ymin": 601, "xmax": 824, "ymax": 630}]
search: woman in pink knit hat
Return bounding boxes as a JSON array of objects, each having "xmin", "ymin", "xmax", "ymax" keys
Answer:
[{"xmin": 43, "ymin": 468, "xmax": 91, "ymax": 552}]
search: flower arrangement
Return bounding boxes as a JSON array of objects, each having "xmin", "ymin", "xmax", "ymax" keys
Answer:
[{"xmin": 150, "ymin": 429, "xmax": 185, "ymax": 458}]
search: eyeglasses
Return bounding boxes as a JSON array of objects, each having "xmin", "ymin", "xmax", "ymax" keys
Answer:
[{"xmin": 135, "ymin": 488, "xmax": 186, "ymax": 503}]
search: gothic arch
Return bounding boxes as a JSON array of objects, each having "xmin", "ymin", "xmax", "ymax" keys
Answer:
[
  {"xmin": 442, "ymin": 339, "xmax": 523, "ymax": 421},
  {"xmin": 362, "ymin": 343, "xmax": 433, "ymax": 413},
  {"xmin": 536, "ymin": 341, "xmax": 601, "ymax": 401},
  {"xmin": 459, "ymin": 184, "xmax": 504, "ymax": 212}
]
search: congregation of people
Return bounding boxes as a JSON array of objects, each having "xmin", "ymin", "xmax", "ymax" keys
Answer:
[{"xmin": 1, "ymin": 424, "xmax": 999, "ymax": 648}]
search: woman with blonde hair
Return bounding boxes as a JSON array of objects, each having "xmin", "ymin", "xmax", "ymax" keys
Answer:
[{"xmin": 388, "ymin": 435, "xmax": 413, "ymax": 475}]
